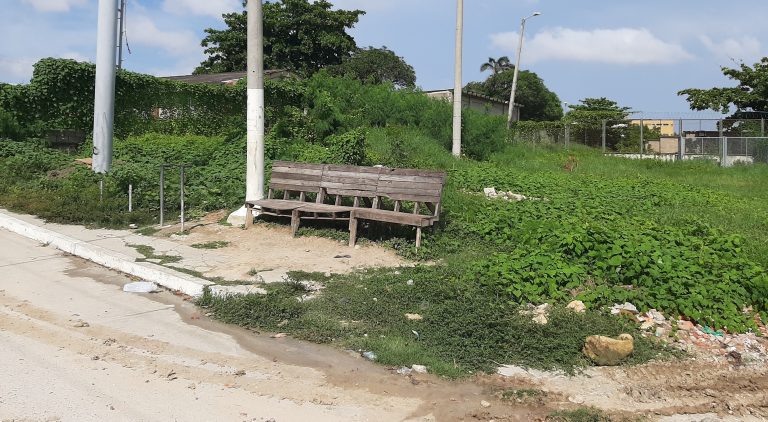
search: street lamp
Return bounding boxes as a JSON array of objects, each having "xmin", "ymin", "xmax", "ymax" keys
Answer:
[{"xmin": 507, "ymin": 11, "xmax": 541, "ymax": 129}]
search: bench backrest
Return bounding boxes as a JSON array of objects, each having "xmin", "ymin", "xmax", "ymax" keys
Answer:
[
  {"xmin": 269, "ymin": 161, "xmax": 324, "ymax": 197},
  {"xmin": 268, "ymin": 161, "xmax": 446, "ymax": 216}
]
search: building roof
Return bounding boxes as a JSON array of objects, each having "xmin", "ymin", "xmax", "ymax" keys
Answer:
[
  {"xmin": 162, "ymin": 70, "xmax": 293, "ymax": 85},
  {"xmin": 424, "ymin": 89, "xmax": 520, "ymax": 107}
]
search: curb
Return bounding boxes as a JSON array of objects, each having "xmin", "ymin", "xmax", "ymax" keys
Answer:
[{"xmin": 0, "ymin": 212, "xmax": 213, "ymax": 297}]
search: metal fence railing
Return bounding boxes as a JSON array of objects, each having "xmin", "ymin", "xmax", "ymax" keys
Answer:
[{"xmin": 512, "ymin": 118, "xmax": 768, "ymax": 167}]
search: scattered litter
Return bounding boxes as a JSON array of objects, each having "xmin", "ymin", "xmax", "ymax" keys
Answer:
[
  {"xmin": 411, "ymin": 364, "xmax": 428, "ymax": 374},
  {"xmin": 610, "ymin": 302, "xmax": 638, "ymax": 315},
  {"xmin": 396, "ymin": 367, "xmax": 412, "ymax": 375},
  {"xmin": 123, "ymin": 281, "xmax": 159, "ymax": 294},
  {"xmin": 405, "ymin": 313, "xmax": 423, "ymax": 321},
  {"xmin": 406, "ymin": 279, "xmax": 414, "ymax": 286},
  {"xmin": 411, "ymin": 330, "xmax": 420, "ymax": 339},
  {"xmin": 480, "ymin": 400, "xmax": 491, "ymax": 408},
  {"xmin": 128, "ymin": 224, "xmax": 138, "ymax": 229},
  {"xmin": 520, "ymin": 303, "xmax": 550, "ymax": 324},
  {"xmin": 362, "ymin": 351, "xmax": 377, "ymax": 361},
  {"xmin": 271, "ymin": 333, "xmax": 288, "ymax": 339}
]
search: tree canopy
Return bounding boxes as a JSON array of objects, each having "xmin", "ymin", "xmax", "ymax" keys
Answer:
[
  {"xmin": 466, "ymin": 68, "xmax": 563, "ymax": 121},
  {"xmin": 329, "ymin": 46, "xmax": 416, "ymax": 89},
  {"xmin": 195, "ymin": 0, "xmax": 364, "ymax": 75},
  {"xmin": 566, "ymin": 97, "xmax": 632, "ymax": 122},
  {"xmin": 678, "ymin": 58, "xmax": 768, "ymax": 116}
]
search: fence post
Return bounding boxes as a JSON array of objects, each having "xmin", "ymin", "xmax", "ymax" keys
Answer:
[
  {"xmin": 639, "ymin": 119, "xmax": 644, "ymax": 156},
  {"xmin": 128, "ymin": 184, "xmax": 133, "ymax": 212},
  {"xmin": 180, "ymin": 166, "xmax": 186, "ymax": 233},
  {"xmin": 601, "ymin": 120, "xmax": 607, "ymax": 154},
  {"xmin": 159, "ymin": 165, "xmax": 165, "ymax": 227},
  {"xmin": 565, "ymin": 125, "xmax": 570, "ymax": 150},
  {"xmin": 678, "ymin": 119, "xmax": 685, "ymax": 161},
  {"xmin": 720, "ymin": 137, "xmax": 728, "ymax": 167},
  {"xmin": 762, "ymin": 118, "xmax": 765, "ymax": 137}
]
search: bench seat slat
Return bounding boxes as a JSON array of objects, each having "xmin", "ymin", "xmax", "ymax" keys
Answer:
[{"xmin": 352, "ymin": 209, "xmax": 437, "ymax": 227}]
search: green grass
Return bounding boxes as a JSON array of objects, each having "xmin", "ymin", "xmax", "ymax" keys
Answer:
[
  {"xmin": 129, "ymin": 244, "xmax": 182, "ymax": 265},
  {"xmin": 548, "ymin": 408, "xmax": 643, "ymax": 422},
  {"xmin": 190, "ymin": 240, "xmax": 230, "ymax": 249}
]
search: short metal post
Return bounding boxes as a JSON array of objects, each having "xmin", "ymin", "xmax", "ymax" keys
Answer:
[
  {"xmin": 99, "ymin": 178, "xmax": 104, "ymax": 204},
  {"xmin": 762, "ymin": 118, "xmax": 765, "ymax": 137},
  {"xmin": 159, "ymin": 165, "xmax": 165, "ymax": 227},
  {"xmin": 719, "ymin": 119, "xmax": 724, "ymax": 166},
  {"xmin": 639, "ymin": 119, "xmax": 644, "ymax": 156},
  {"xmin": 179, "ymin": 166, "xmax": 185, "ymax": 232},
  {"xmin": 128, "ymin": 184, "xmax": 133, "ymax": 212},
  {"xmin": 565, "ymin": 125, "xmax": 570, "ymax": 150},
  {"xmin": 678, "ymin": 119, "xmax": 684, "ymax": 161},
  {"xmin": 601, "ymin": 120, "xmax": 607, "ymax": 153}
]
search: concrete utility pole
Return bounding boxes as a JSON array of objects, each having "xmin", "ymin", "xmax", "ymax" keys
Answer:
[
  {"xmin": 452, "ymin": 0, "xmax": 463, "ymax": 157},
  {"xmin": 247, "ymin": 0, "xmax": 266, "ymax": 203},
  {"xmin": 117, "ymin": 0, "xmax": 126, "ymax": 70},
  {"xmin": 507, "ymin": 12, "xmax": 541, "ymax": 129},
  {"xmin": 92, "ymin": 0, "xmax": 118, "ymax": 174}
]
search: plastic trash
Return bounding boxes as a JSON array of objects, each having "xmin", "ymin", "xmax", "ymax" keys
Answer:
[
  {"xmin": 362, "ymin": 351, "xmax": 377, "ymax": 361},
  {"xmin": 123, "ymin": 281, "xmax": 159, "ymax": 294}
]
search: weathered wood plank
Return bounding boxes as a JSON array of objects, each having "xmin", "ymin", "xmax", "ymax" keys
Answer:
[
  {"xmin": 378, "ymin": 174, "xmax": 445, "ymax": 184},
  {"xmin": 271, "ymin": 177, "xmax": 323, "ymax": 188},
  {"xmin": 353, "ymin": 209, "xmax": 435, "ymax": 226},
  {"xmin": 270, "ymin": 172, "xmax": 323, "ymax": 182},
  {"xmin": 381, "ymin": 168, "xmax": 446, "ymax": 178}
]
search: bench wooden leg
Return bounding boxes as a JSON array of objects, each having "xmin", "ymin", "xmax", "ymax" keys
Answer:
[
  {"xmin": 291, "ymin": 209, "xmax": 300, "ymax": 237},
  {"xmin": 416, "ymin": 226, "xmax": 422, "ymax": 249},
  {"xmin": 349, "ymin": 216, "xmax": 358, "ymax": 247},
  {"xmin": 245, "ymin": 205, "xmax": 253, "ymax": 229}
]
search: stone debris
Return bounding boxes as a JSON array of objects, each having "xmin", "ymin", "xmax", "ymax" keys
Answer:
[
  {"xmin": 405, "ymin": 313, "xmax": 423, "ymax": 321},
  {"xmin": 566, "ymin": 300, "xmax": 586, "ymax": 313},
  {"xmin": 396, "ymin": 367, "xmax": 412, "ymax": 375},
  {"xmin": 411, "ymin": 364, "xmax": 428, "ymax": 374},
  {"xmin": 520, "ymin": 303, "xmax": 550, "ymax": 325},
  {"xmin": 483, "ymin": 187, "xmax": 544, "ymax": 202},
  {"xmin": 480, "ymin": 400, "xmax": 491, "ymax": 408},
  {"xmin": 583, "ymin": 334, "xmax": 635, "ymax": 366},
  {"xmin": 73, "ymin": 320, "xmax": 90, "ymax": 328}
]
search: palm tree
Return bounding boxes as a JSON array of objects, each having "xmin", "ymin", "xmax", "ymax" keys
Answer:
[{"xmin": 480, "ymin": 56, "xmax": 512, "ymax": 75}]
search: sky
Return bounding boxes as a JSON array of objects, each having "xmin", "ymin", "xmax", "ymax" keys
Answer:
[{"xmin": 1, "ymin": 0, "xmax": 766, "ymax": 116}]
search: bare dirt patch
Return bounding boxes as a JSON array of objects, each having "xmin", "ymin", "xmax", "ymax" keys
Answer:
[{"xmin": 154, "ymin": 210, "xmax": 409, "ymax": 282}]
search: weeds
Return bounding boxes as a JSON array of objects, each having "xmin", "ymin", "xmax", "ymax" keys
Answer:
[{"xmin": 191, "ymin": 240, "xmax": 230, "ymax": 249}]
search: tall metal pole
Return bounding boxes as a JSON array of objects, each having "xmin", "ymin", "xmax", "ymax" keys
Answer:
[
  {"xmin": 507, "ymin": 12, "xmax": 541, "ymax": 129},
  {"xmin": 451, "ymin": 0, "xmax": 463, "ymax": 157},
  {"xmin": 117, "ymin": 0, "xmax": 126, "ymax": 70},
  {"xmin": 92, "ymin": 0, "xmax": 118, "ymax": 174},
  {"xmin": 247, "ymin": 0, "xmax": 266, "ymax": 203}
]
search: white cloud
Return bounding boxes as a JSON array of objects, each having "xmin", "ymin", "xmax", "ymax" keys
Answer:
[
  {"xmin": 490, "ymin": 27, "xmax": 693, "ymax": 65},
  {"xmin": 21, "ymin": 0, "xmax": 88, "ymax": 13},
  {"xmin": 700, "ymin": 35, "xmax": 761, "ymax": 63},
  {"xmin": 0, "ymin": 57, "xmax": 37, "ymax": 82},
  {"xmin": 128, "ymin": 15, "xmax": 201, "ymax": 57},
  {"xmin": 161, "ymin": 0, "xmax": 240, "ymax": 18}
]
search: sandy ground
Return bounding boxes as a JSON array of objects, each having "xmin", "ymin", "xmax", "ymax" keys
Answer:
[{"xmin": 158, "ymin": 211, "xmax": 410, "ymax": 282}]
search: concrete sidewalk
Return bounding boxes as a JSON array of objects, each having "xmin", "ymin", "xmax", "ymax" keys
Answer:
[{"xmin": 0, "ymin": 209, "xmax": 215, "ymax": 297}]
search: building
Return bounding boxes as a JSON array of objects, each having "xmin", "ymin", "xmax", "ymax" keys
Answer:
[
  {"xmin": 162, "ymin": 70, "xmax": 293, "ymax": 86},
  {"xmin": 425, "ymin": 89, "xmax": 519, "ymax": 119},
  {"xmin": 630, "ymin": 119, "xmax": 676, "ymax": 136}
]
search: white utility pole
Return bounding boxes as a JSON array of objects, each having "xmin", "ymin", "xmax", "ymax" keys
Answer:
[
  {"xmin": 117, "ymin": 0, "xmax": 126, "ymax": 70},
  {"xmin": 247, "ymin": 0, "xmax": 266, "ymax": 203},
  {"xmin": 92, "ymin": 0, "xmax": 118, "ymax": 173},
  {"xmin": 507, "ymin": 12, "xmax": 541, "ymax": 129},
  {"xmin": 451, "ymin": 0, "xmax": 464, "ymax": 157}
]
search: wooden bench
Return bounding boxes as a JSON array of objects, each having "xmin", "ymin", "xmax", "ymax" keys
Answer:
[{"xmin": 244, "ymin": 161, "xmax": 446, "ymax": 248}]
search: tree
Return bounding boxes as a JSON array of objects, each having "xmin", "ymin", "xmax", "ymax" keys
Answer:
[
  {"xmin": 678, "ymin": 58, "xmax": 768, "ymax": 115},
  {"xmin": 566, "ymin": 97, "xmax": 632, "ymax": 122},
  {"xmin": 329, "ymin": 46, "xmax": 416, "ymax": 88},
  {"xmin": 466, "ymin": 68, "xmax": 562, "ymax": 121},
  {"xmin": 480, "ymin": 56, "xmax": 511, "ymax": 75},
  {"xmin": 195, "ymin": 0, "xmax": 364, "ymax": 75}
]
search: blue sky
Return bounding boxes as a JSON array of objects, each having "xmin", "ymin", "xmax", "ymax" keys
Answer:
[{"xmin": 2, "ymin": 0, "xmax": 766, "ymax": 116}]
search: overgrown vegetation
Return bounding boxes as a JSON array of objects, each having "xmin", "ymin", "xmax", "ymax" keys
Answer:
[{"xmin": 2, "ymin": 57, "xmax": 768, "ymax": 377}]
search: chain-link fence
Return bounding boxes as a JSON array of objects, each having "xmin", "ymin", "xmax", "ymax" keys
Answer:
[{"xmin": 513, "ymin": 118, "xmax": 768, "ymax": 167}]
